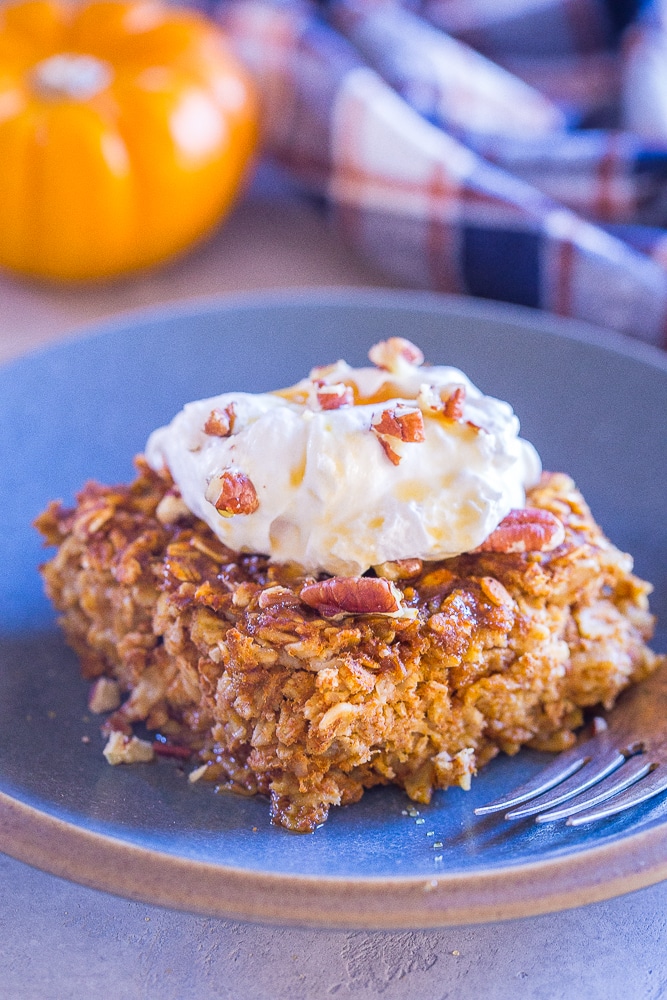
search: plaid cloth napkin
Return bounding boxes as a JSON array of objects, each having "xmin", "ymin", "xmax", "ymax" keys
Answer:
[{"xmin": 211, "ymin": 0, "xmax": 667, "ymax": 345}]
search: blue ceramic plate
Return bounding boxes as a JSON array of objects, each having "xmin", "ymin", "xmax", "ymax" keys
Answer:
[{"xmin": 1, "ymin": 289, "xmax": 666, "ymax": 928}]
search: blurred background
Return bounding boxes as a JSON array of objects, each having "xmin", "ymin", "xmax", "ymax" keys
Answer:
[{"xmin": 2, "ymin": 0, "xmax": 667, "ymax": 356}]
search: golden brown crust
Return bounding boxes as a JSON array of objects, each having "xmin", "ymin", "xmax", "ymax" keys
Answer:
[{"xmin": 36, "ymin": 459, "xmax": 664, "ymax": 832}]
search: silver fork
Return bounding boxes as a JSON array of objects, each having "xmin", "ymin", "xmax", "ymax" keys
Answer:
[{"xmin": 475, "ymin": 662, "xmax": 667, "ymax": 826}]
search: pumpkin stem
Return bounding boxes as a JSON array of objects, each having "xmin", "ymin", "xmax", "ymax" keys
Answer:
[{"xmin": 32, "ymin": 54, "xmax": 113, "ymax": 102}]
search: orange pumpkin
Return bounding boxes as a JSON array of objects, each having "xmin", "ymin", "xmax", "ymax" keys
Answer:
[{"xmin": 0, "ymin": 0, "xmax": 258, "ymax": 281}]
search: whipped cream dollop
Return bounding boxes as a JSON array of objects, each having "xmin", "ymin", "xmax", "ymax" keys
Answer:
[{"xmin": 145, "ymin": 338, "xmax": 541, "ymax": 575}]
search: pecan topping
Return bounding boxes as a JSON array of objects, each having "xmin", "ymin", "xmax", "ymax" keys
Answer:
[
  {"xmin": 369, "ymin": 337, "xmax": 424, "ymax": 373},
  {"xmin": 315, "ymin": 381, "xmax": 354, "ymax": 410},
  {"xmin": 155, "ymin": 490, "xmax": 190, "ymax": 524},
  {"xmin": 88, "ymin": 677, "xmax": 121, "ymax": 714},
  {"xmin": 206, "ymin": 470, "xmax": 259, "ymax": 517},
  {"xmin": 442, "ymin": 386, "xmax": 466, "ymax": 421},
  {"xmin": 300, "ymin": 576, "xmax": 402, "ymax": 617},
  {"xmin": 204, "ymin": 404, "xmax": 235, "ymax": 437},
  {"xmin": 102, "ymin": 732, "xmax": 155, "ymax": 765},
  {"xmin": 258, "ymin": 585, "xmax": 301, "ymax": 610},
  {"xmin": 373, "ymin": 558, "xmax": 423, "ymax": 581},
  {"xmin": 372, "ymin": 405, "xmax": 425, "ymax": 442},
  {"xmin": 416, "ymin": 384, "xmax": 443, "ymax": 414},
  {"xmin": 376, "ymin": 437, "xmax": 401, "ymax": 465},
  {"xmin": 371, "ymin": 405, "xmax": 425, "ymax": 464},
  {"xmin": 476, "ymin": 508, "xmax": 565, "ymax": 554}
]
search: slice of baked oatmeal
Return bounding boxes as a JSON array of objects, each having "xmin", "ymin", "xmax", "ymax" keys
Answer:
[{"xmin": 36, "ymin": 461, "xmax": 662, "ymax": 832}]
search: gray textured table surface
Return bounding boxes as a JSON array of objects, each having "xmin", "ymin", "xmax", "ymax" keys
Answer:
[
  {"xmin": 2, "ymin": 165, "xmax": 666, "ymax": 1000},
  {"xmin": 2, "ymin": 853, "xmax": 666, "ymax": 1000}
]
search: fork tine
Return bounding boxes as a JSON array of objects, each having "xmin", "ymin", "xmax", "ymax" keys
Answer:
[
  {"xmin": 504, "ymin": 746, "xmax": 626, "ymax": 819},
  {"xmin": 534, "ymin": 755, "xmax": 653, "ymax": 823},
  {"xmin": 566, "ymin": 762, "xmax": 667, "ymax": 826},
  {"xmin": 474, "ymin": 745, "xmax": 591, "ymax": 816}
]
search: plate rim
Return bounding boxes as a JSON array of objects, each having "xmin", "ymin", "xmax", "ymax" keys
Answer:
[
  {"xmin": 2, "ymin": 287, "xmax": 667, "ymax": 927},
  {"xmin": 3, "ymin": 787, "xmax": 667, "ymax": 928},
  {"xmin": 4, "ymin": 285, "xmax": 667, "ymax": 377}
]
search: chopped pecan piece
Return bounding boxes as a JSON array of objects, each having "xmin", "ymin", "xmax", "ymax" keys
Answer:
[
  {"xmin": 232, "ymin": 581, "xmax": 259, "ymax": 608},
  {"xmin": 103, "ymin": 732, "xmax": 155, "ymax": 765},
  {"xmin": 204, "ymin": 404, "xmax": 235, "ymax": 437},
  {"xmin": 258, "ymin": 585, "xmax": 301, "ymax": 610},
  {"xmin": 476, "ymin": 508, "xmax": 565, "ymax": 554},
  {"xmin": 369, "ymin": 337, "xmax": 424, "ymax": 373},
  {"xmin": 376, "ymin": 437, "xmax": 401, "ymax": 466},
  {"xmin": 416, "ymin": 384, "xmax": 444, "ymax": 414},
  {"xmin": 300, "ymin": 576, "xmax": 402, "ymax": 617},
  {"xmin": 88, "ymin": 677, "xmax": 121, "ymax": 714},
  {"xmin": 373, "ymin": 558, "xmax": 423, "ymax": 581},
  {"xmin": 205, "ymin": 470, "xmax": 259, "ymax": 517},
  {"xmin": 315, "ymin": 381, "xmax": 354, "ymax": 410},
  {"xmin": 155, "ymin": 490, "xmax": 190, "ymax": 525},
  {"xmin": 442, "ymin": 385, "xmax": 466, "ymax": 421},
  {"xmin": 371, "ymin": 405, "xmax": 425, "ymax": 464},
  {"xmin": 372, "ymin": 405, "xmax": 425, "ymax": 443},
  {"xmin": 101, "ymin": 710, "xmax": 133, "ymax": 737}
]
